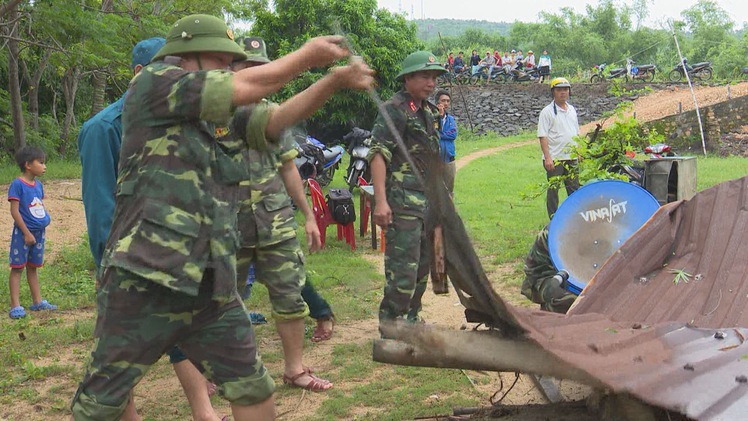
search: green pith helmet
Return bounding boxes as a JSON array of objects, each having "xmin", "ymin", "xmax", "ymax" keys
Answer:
[
  {"xmin": 152, "ymin": 14, "xmax": 247, "ymax": 62},
  {"xmin": 395, "ymin": 51, "xmax": 447, "ymax": 80},
  {"xmin": 237, "ymin": 36, "xmax": 270, "ymax": 64}
]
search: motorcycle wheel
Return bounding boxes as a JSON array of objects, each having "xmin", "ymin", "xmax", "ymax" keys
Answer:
[
  {"xmin": 468, "ymin": 74, "xmax": 482, "ymax": 85},
  {"xmin": 347, "ymin": 168, "xmax": 363, "ymax": 192},
  {"xmin": 697, "ymin": 68, "xmax": 713, "ymax": 81},
  {"xmin": 646, "ymin": 70, "xmax": 655, "ymax": 82},
  {"xmin": 590, "ymin": 74, "xmax": 602, "ymax": 83},
  {"xmin": 316, "ymin": 166, "xmax": 336, "ymax": 187},
  {"xmin": 668, "ymin": 69, "xmax": 683, "ymax": 82}
]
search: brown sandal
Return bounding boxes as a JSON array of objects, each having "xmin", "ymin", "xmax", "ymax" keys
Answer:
[
  {"xmin": 282, "ymin": 367, "xmax": 333, "ymax": 392},
  {"xmin": 311, "ymin": 316, "xmax": 335, "ymax": 342}
]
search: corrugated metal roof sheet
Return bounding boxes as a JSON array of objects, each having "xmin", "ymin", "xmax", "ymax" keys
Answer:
[{"xmin": 437, "ymin": 175, "xmax": 748, "ymax": 420}]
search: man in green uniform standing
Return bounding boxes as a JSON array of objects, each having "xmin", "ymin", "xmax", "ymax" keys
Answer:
[
  {"xmin": 70, "ymin": 14, "xmax": 373, "ymax": 421},
  {"xmin": 368, "ymin": 51, "xmax": 447, "ymax": 328},
  {"xmin": 230, "ymin": 36, "xmax": 334, "ymax": 391},
  {"xmin": 520, "ymin": 224, "xmax": 578, "ymax": 313}
]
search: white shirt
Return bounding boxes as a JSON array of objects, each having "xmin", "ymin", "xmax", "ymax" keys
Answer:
[{"xmin": 537, "ymin": 100, "xmax": 579, "ymax": 160}]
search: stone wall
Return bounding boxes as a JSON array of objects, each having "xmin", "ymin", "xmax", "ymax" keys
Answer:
[
  {"xmin": 444, "ymin": 83, "xmax": 629, "ymax": 135},
  {"xmin": 644, "ymin": 95, "xmax": 748, "ymax": 153}
]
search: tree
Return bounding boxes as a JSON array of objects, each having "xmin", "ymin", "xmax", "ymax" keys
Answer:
[
  {"xmin": 251, "ymin": 0, "xmax": 423, "ymax": 139},
  {"xmin": 2, "ymin": 2, "xmax": 24, "ymax": 150}
]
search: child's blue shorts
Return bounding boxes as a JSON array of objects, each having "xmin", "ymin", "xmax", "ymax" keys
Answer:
[{"xmin": 9, "ymin": 227, "xmax": 45, "ymax": 268}]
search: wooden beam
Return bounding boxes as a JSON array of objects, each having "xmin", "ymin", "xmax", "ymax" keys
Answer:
[{"xmin": 373, "ymin": 324, "xmax": 603, "ymax": 387}]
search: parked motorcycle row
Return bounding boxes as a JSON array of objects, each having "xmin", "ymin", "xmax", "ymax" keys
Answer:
[
  {"xmin": 294, "ymin": 127, "xmax": 372, "ymax": 191},
  {"xmin": 589, "ymin": 58, "xmax": 714, "ymax": 83},
  {"xmin": 438, "ymin": 61, "xmax": 541, "ymax": 85}
]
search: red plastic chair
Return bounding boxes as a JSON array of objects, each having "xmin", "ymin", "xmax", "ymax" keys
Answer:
[{"xmin": 307, "ymin": 178, "xmax": 355, "ymax": 250}]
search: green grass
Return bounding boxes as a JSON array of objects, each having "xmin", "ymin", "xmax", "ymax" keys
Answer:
[
  {"xmin": 0, "ymin": 156, "xmax": 81, "ymax": 183},
  {"xmin": 0, "ymin": 139, "xmax": 745, "ymax": 420}
]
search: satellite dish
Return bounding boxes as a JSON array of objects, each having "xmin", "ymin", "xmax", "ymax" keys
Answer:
[{"xmin": 548, "ymin": 180, "xmax": 660, "ymax": 294}]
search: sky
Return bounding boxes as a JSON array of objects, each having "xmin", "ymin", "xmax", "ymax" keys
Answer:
[{"xmin": 376, "ymin": 0, "xmax": 748, "ymax": 29}]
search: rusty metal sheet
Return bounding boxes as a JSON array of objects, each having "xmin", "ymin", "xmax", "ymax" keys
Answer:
[{"xmin": 439, "ymin": 175, "xmax": 748, "ymax": 420}]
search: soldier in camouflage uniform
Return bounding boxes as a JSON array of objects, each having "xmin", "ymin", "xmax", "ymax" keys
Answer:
[
  {"xmin": 70, "ymin": 14, "xmax": 373, "ymax": 421},
  {"xmin": 520, "ymin": 224, "xmax": 578, "ymax": 313},
  {"xmin": 230, "ymin": 37, "xmax": 334, "ymax": 391},
  {"xmin": 368, "ymin": 51, "xmax": 447, "ymax": 326}
]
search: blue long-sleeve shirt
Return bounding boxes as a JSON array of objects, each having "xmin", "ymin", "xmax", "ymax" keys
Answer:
[
  {"xmin": 439, "ymin": 113, "xmax": 458, "ymax": 162},
  {"xmin": 77, "ymin": 95, "xmax": 124, "ymax": 268}
]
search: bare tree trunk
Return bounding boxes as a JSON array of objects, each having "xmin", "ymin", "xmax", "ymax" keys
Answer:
[
  {"xmin": 4, "ymin": 5, "xmax": 25, "ymax": 151},
  {"xmin": 61, "ymin": 66, "xmax": 81, "ymax": 156},
  {"xmin": 89, "ymin": 70, "xmax": 107, "ymax": 118},
  {"xmin": 0, "ymin": 0, "xmax": 23, "ymax": 20},
  {"xmin": 89, "ymin": 0, "xmax": 114, "ymax": 117},
  {"xmin": 20, "ymin": 50, "xmax": 52, "ymax": 130}
]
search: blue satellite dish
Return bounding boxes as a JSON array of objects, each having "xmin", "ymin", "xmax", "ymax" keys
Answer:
[{"xmin": 548, "ymin": 180, "xmax": 660, "ymax": 295}]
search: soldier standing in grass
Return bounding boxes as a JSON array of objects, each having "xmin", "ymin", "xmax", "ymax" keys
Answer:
[
  {"xmin": 70, "ymin": 14, "xmax": 373, "ymax": 421},
  {"xmin": 78, "ymin": 37, "xmax": 226, "ymax": 421},
  {"xmin": 369, "ymin": 51, "xmax": 447, "ymax": 329},
  {"xmin": 228, "ymin": 36, "xmax": 336, "ymax": 391}
]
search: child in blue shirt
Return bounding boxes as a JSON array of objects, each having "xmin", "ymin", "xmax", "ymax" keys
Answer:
[{"xmin": 7, "ymin": 146, "xmax": 56, "ymax": 319}]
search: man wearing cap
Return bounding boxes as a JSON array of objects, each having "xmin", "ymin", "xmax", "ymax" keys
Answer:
[
  {"xmin": 70, "ymin": 13, "xmax": 374, "ymax": 421},
  {"xmin": 79, "ymin": 36, "xmax": 226, "ymax": 421},
  {"xmin": 538, "ymin": 77, "xmax": 580, "ymax": 219},
  {"xmin": 368, "ymin": 51, "xmax": 446, "ymax": 329}
]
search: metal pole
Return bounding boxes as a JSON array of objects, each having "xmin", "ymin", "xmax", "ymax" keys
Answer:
[
  {"xmin": 438, "ymin": 31, "xmax": 475, "ymax": 132},
  {"xmin": 671, "ymin": 22, "xmax": 707, "ymax": 156}
]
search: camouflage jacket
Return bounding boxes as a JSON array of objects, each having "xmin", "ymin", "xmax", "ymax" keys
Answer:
[
  {"xmin": 103, "ymin": 60, "xmax": 271, "ymax": 303},
  {"xmin": 520, "ymin": 224, "xmax": 557, "ymax": 304},
  {"xmin": 217, "ymin": 102, "xmax": 300, "ymax": 249},
  {"xmin": 367, "ymin": 90, "xmax": 442, "ymax": 217}
]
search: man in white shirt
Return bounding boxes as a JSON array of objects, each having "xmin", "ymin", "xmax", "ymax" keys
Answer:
[{"xmin": 537, "ymin": 77, "xmax": 580, "ymax": 218}]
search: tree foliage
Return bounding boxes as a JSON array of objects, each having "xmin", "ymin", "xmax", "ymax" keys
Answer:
[
  {"xmin": 425, "ymin": 0, "xmax": 747, "ymax": 80},
  {"xmin": 251, "ymin": 0, "xmax": 422, "ymax": 140}
]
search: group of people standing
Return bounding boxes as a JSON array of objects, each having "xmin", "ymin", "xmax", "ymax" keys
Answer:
[
  {"xmin": 447, "ymin": 49, "xmax": 553, "ymax": 83},
  {"xmin": 3, "ymin": 10, "xmax": 581, "ymax": 420},
  {"xmin": 69, "ymin": 13, "xmax": 376, "ymax": 421}
]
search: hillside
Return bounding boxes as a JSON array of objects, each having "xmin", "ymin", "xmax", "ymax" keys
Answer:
[{"xmin": 414, "ymin": 18, "xmax": 512, "ymax": 40}]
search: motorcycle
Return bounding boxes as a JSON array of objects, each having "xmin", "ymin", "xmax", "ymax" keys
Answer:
[
  {"xmin": 590, "ymin": 63, "xmax": 628, "ymax": 83},
  {"xmin": 508, "ymin": 62, "xmax": 540, "ymax": 82},
  {"xmin": 342, "ymin": 127, "xmax": 372, "ymax": 191},
  {"xmin": 294, "ymin": 135, "xmax": 344, "ymax": 187},
  {"xmin": 627, "ymin": 59, "xmax": 656, "ymax": 82},
  {"xmin": 668, "ymin": 58, "xmax": 713, "ymax": 82},
  {"xmin": 468, "ymin": 64, "xmax": 509, "ymax": 84},
  {"xmin": 644, "ymin": 143, "xmax": 676, "ymax": 158},
  {"xmin": 437, "ymin": 67, "xmax": 471, "ymax": 86}
]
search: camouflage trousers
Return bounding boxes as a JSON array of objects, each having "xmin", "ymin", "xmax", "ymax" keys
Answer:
[
  {"xmin": 236, "ymin": 237, "xmax": 309, "ymax": 321},
  {"xmin": 535, "ymin": 275, "xmax": 577, "ymax": 314},
  {"xmin": 70, "ymin": 267, "xmax": 275, "ymax": 420},
  {"xmin": 379, "ymin": 214, "xmax": 431, "ymax": 323}
]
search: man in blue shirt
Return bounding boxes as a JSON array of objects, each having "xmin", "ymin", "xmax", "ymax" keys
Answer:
[
  {"xmin": 78, "ymin": 37, "xmax": 166, "ymax": 269},
  {"xmin": 436, "ymin": 90, "xmax": 458, "ymax": 193},
  {"xmin": 77, "ymin": 37, "xmax": 224, "ymax": 421}
]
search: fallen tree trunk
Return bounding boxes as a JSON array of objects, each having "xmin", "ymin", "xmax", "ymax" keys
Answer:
[{"xmin": 373, "ymin": 323, "xmax": 602, "ymax": 387}]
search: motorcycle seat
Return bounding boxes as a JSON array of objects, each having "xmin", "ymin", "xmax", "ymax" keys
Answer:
[
  {"xmin": 692, "ymin": 62, "xmax": 710, "ymax": 68},
  {"xmin": 637, "ymin": 64, "xmax": 655, "ymax": 70},
  {"xmin": 610, "ymin": 67, "xmax": 625, "ymax": 74}
]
